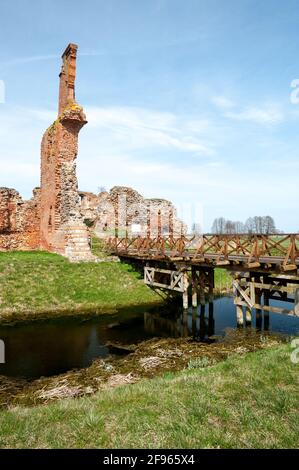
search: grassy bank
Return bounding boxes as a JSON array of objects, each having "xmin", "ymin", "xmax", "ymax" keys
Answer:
[
  {"xmin": 0, "ymin": 251, "xmax": 232, "ymax": 321},
  {"xmin": 0, "ymin": 343, "xmax": 298, "ymax": 448},
  {"xmin": 0, "ymin": 251, "xmax": 161, "ymax": 320}
]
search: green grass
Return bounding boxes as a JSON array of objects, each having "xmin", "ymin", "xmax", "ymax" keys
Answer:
[
  {"xmin": 90, "ymin": 236, "xmax": 114, "ymax": 259},
  {"xmin": 0, "ymin": 343, "xmax": 298, "ymax": 448},
  {"xmin": 214, "ymin": 268, "xmax": 232, "ymax": 293},
  {"xmin": 0, "ymin": 252, "xmax": 233, "ymax": 320},
  {"xmin": 0, "ymin": 251, "xmax": 161, "ymax": 318}
]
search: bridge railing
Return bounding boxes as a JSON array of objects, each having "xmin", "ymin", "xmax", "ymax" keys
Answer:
[{"xmin": 106, "ymin": 234, "xmax": 299, "ymax": 268}]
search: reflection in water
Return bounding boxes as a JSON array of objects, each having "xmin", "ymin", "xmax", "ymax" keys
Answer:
[
  {"xmin": 0, "ymin": 296, "xmax": 298, "ymax": 379},
  {"xmin": 144, "ymin": 303, "xmax": 216, "ymax": 341}
]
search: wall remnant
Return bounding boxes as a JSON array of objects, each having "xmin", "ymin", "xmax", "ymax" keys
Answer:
[
  {"xmin": 39, "ymin": 43, "xmax": 94, "ymax": 261},
  {"xmin": 0, "ymin": 43, "xmax": 186, "ymax": 260},
  {"xmin": 79, "ymin": 186, "xmax": 186, "ymax": 238},
  {"xmin": 0, "ymin": 187, "xmax": 40, "ymax": 250}
]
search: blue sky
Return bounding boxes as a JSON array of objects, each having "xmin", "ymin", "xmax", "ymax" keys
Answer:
[{"xmin": 0, "ymin": 0, "xmax": 298, "ymax": 231}]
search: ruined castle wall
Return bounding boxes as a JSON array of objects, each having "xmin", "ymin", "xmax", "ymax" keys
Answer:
[
  {"xmin": 39, "ymin": 105, "xmax": 92, "ymax": 260},
  {"xmin": 0, "ymin": 43, "xmax": 186, "ymax": 260},
  {"xmin": 79, "ymin": 186, "xmax": 186, "ymax": 238},
  {"xmin": 0, "ymin": 188, "xmax": 22, "ymax": 233},
  {"xmin": 39, "ymin": 44, "xmax": 94, "ymax": 261},
  {"xmin": 0, "ymin": 188, "xmax": 41, "ymax": 251},
  {"xmin": 40, "ymin": 111, "xmax": 83, "ymax": 251}
]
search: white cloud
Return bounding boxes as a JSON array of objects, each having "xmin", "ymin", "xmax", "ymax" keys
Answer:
[
  {"xmin": 225, "ymin": 105, "xmax": 284, "ymax": 124},
  {"xmin": 85, "ymin": 106, "xmax": 215, "ymax": 156},
  {"xmin": 0, "ymin": 103, "xmax": 297, "ymax": 231},
  {"xmin": 211, "ymin": 95, "xmax": 284, "ymax": 125},
  {"xmin": 211, "ymin": 95, "xmax": 235, "ymax": 109},
  {"xmin": 0, "ymin": 106, "xmax": 52, "ymax": 194},
  {"xmin": 0, "ymin": 55, "xmax": 59, "ymax": 69},
  {"xmin": 0, "ymin": 52, "xmax": 105, "ymax": 71}
]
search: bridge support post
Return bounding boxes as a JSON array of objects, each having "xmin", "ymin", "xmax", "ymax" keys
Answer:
[
  {"xmin": 192, "ymin": 309, "xmax": 197, "ymax": 336},
  {"xmin": 183, "ymin": 271, "xmax": 189, "ymax": 310},
  {"xmin": 245, "ymin": 306, "xmax": 252, "ymax": 325},
  {"xmin": 208, "ymin": 302, "xmax": 215, "ymax": 336},
  {"xmin": 191, "ymin": 267, "xmax": 198, "ymax": 308},
  {"xmin": 295, "ymin": 289, "xmax": 299, "ymax": 316},
  {"xmin": 208, "ymin": 269, "xmax": 214, "ymax": 303},
  {"xmin": 198, "ymin": 270, "xmax": 206, "ymax": 306},
  {"xmin": 254, "ymin": 274, "xmax": 262, "ymax": 329},
  {"xmin": 263, "ymin": 291, "xmax": 270, "ymax": 330},
  {"xmin": 182, "ymin": 308, "xmax": 189, "ymax": 335},
  {"xmin": 232, "ymin": 271, "xmax": 299, "ymax": 329},
  {"xmin": 199, "ymin": 307, "xmax": 206, "ymax": 340},
  {"xmin": 255, "ymin": 291, "xmax": 262, "ymax": 329},
  {"xmin": 233, "ymin": 275, "xmax": 244, "ymax": 326},
  {"xmin": 236, "ymin": 305, "xmax": 244, "ymax": 326}
]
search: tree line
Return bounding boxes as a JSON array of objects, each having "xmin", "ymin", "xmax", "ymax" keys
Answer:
[{"xmin": 210, "ymin": 216, "xmax": 279, "ymax": 234}]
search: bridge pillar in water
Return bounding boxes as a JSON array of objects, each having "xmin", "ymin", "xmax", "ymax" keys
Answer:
[
  {"xmin": 245, "ymin": 306, "xmax": 252, "ymax": 325},
  {"xmin": 182, "ymin": 270, "xmax": 189, "ymax": 310},
  {"xmin": 232, "ymin": 271, "xmax": 299, "ymax": 329},
  {"xmin": 263, "ymin": 291, "xmax": 270, "ymax": 330},
  {"xmin": 295, "ymin": 289, "xmax": 299, "ymax": 317},
  {"xmin": 208, "ymin": 302, "xmax": 215, "ymax": 336},
  {"xmin": 182, "ymin": 267, "xmax": 215, "ymax": 311},
  {"xmin": 236, "ymin": 305, "xmax": 244, "ymax": 326},
  {"xmin": 255, "ymin": 291, "xmax": 262, "ymax": 329},
  {"xmin": 233, "ymin": 274, "xmax": 244, "ymax": 326},
  {"xmin": 191, "ymin": 266, "xmax": 198, "ymax": 308}
]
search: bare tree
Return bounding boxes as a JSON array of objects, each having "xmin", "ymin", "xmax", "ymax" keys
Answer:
[
  {"xmin": 245, "ymin": 215, "xmax": 277, "ymax": 234},
  {"xmin": 211, "ymin": 217, "xmax": 245, "ymax": 234},
  {"xmin": 264, "ymin": 215, "xmax": 276, "ymax": 234},
  {"xmin": 213, "ymin": 216, "xmax": 278, "ymax": 234},
  {"xmin": 224, "ymin": 220, "xmax": 236, "ymax": 234},
  {"xmin": 235, "ymin": 221, "xmax": 245, "ymax": 233},
  {"xmin": 211, "ymin": 217, "xmax": 226, "ymax": 234}
]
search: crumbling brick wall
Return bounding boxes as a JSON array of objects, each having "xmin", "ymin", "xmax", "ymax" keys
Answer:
[
  {"xmin": 40, "ymin": 104, "xmax": 87, "ymax": 250},
  {"xmin": 39, "ymin": 44, "xmax": 93, "ymax": 261},
  {"xmin": 0, "ymin": 187, "xmax": 40, "ymax": 250},
  {"xmin": 79, "ymin": 186, "xmax": 186, "ymax": 238},
  {"xmin": 0, "ymin": 44, "xmax": 93, "ymax": 260},
  {"xmin": 0, "ymin": 188, "xmax": 22, "ymax": 233},
  {"xmin": 0, "ymin": 43, "xmax": 187, "ymax": 259}
]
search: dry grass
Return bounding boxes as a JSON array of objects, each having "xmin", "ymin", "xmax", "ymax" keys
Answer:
[{"xmin": 0, "ymin": 328, "xmax": 284, "ymax": 408}]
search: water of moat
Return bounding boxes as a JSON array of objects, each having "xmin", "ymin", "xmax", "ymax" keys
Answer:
[{"xmin": 0, "ymin": 296, "xmax": 298, "ymax": 380}]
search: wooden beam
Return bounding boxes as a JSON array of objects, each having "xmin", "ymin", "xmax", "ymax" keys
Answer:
[
  {"xmin": 250, "ymin": 282, "xmax": 296, "ymax": 294},
  {"xmin": 191, "ymin": 267, "xmax": 198, "ymax": 308},
  {"xmin": 183, "ymin": 271, "xmax": 189, "ymax": 310},
  {"xmin": 282, "ymin": 264, "xmax": 297, "ymax": 272},
  {"xmin": 233, "ymin": 280, "xmax": 254, "ymax": 308}
]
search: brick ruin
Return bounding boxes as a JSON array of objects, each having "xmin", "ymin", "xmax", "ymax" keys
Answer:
[
  {"xmin": 79, "ymin": 187, "xmax": 186, "ymax": 238},
  {"xmin": 0, "ymin": 43, "xmax": 185, "ymax": 261},
  {"xmin": 39, "ymin": 43, "xmax": 93, "ymax": 261},
  {"xmin": 0, "ymin": 187, "xmax": 40, "ymax": 251}
]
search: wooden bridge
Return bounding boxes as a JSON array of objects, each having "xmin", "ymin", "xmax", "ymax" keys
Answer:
[{"xmin": 106, "ymin": 233, "xmax": 299, "ymax": 323}]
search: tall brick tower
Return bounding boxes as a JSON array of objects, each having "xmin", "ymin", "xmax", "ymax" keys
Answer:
[{"xmin": 40, "ymin": 44, "xmax": 94, "ymax": 261}]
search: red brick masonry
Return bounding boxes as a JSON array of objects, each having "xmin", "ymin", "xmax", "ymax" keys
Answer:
[{"xmin": 0, "ymin": 44, "xmax": 185, "ymax": 261}]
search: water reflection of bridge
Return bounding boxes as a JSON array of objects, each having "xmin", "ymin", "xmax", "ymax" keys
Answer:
[
  {"xmin": 107, "ymin": 233, "xmax": 299, "ymax": 325},
  {"xmin": 144, "ymin": 299, "xmax": 278, "ymax": 340},
  {"xmin": 144, "ymin": 305, "xmax": 215, "ymax": 340}
]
